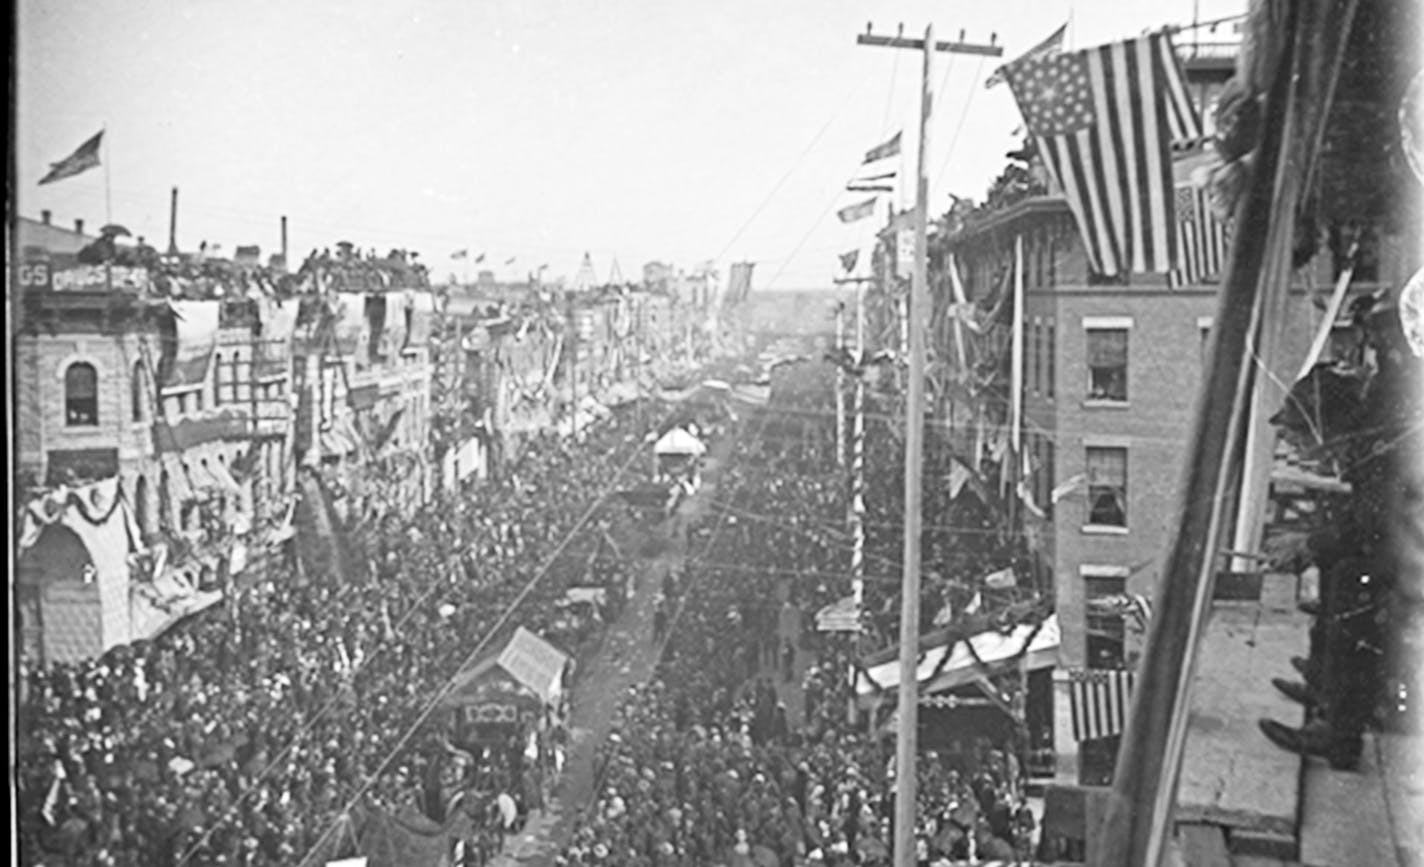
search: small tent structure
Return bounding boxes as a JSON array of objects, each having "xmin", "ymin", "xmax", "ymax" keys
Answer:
[
  {"xmin": 444, "ymin": 626, "xmax": 570, "ymax": 717},
  {"xmin": 653, "ymin": 427, "xmax": 705, "ymax": 456}
]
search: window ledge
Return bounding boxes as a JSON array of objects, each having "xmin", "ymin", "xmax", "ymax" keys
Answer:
[
  {"xmin": 1083, "ymin": 399, "xmax": 1130, "ymax": 409},
  {"xmin": 1082, "ymin": 524, "xmax": 1129, "ymax": 536}
]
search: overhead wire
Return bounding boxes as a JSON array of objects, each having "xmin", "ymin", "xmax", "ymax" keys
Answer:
[
  {"xmin": 285, "ymin": 396, "xmax": 735, "ymax": 863},
  {"xmin": 177, "ymin": 405, "xmax": 665, "ymax": 864}
]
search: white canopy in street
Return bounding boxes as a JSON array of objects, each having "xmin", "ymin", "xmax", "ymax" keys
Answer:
[
  {"xmin": 653, "ymin": 427, "xmax": 706, "ymax": 456},
  {"xmin": 854, "ymin": 614, "xmax": 1060, "ymax": 701}
]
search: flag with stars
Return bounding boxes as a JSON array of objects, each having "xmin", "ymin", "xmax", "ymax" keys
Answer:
[
  {"xmin": 1004, "ymin": 32, "xmax": 1201, "ymax": 277},
  {"xmin": 1166, "ymin": 182, "xmax": 1229, "ymax": 288}
]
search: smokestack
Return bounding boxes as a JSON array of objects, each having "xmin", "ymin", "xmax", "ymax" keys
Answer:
[
  {"xmin": 41, "ymin": 210, "xmax": 51, "ymax": 225},
  {"xmin": 74, "ymin": 219, "xmax": 84, "ymax": 235},
  {"xmin": 167, "ymin": 186, "xmax": 179, "ymax": 256},
  {"xmin": 281, "ymin": 215, "xmax": 288, "ymax": 264}
]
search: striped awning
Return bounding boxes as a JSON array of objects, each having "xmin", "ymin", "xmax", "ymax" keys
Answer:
[{"xmin": 1068, "ymin": 668, "xmax": 1135, "ymax": 742}]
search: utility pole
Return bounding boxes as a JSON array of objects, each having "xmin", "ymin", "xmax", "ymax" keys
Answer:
[{"xmin": 857, "ymin": 22, "xmax": 1000, "ymax": 867}]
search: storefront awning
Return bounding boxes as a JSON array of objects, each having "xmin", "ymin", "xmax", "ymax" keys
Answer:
[{"xmin": 854, "ymin": 614, "xmax": 1060, "ymax": 700}]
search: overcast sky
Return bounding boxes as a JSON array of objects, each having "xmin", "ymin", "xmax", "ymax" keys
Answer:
[{"xmin": 15, "ymin": 0, "xmax": 1243, "ymax": 289}]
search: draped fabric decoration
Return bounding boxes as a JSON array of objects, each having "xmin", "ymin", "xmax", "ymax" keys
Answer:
[{"xmin": 1068, "ymin": 668, "xmax": 1136, "ymax": 741}]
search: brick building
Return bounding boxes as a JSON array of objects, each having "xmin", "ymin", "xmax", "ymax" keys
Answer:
[{"xmin": 13, "ymin": 261, "xmax": 296, "ymax": 664}]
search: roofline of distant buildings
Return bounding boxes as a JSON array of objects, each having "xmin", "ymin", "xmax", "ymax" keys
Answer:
[{"xmin": 947, "ymin": 194, "xmax": 1072, "ymax": 244}]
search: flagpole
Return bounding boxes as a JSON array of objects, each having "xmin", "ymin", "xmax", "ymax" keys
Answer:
[
  {"xmin": 853, "ymin": 280, "xmax": 866, "ymax": 607},
  {"xmin": 836, "ymin": 299, "xmax": 846, "ymax": 467},
  {"xmin": 103, "ymin": 124, "xmax": 112, "ymax": 225},
  {"xmin": 1009, "ymin": 235, "xmax": 1025, "ymax": 526}
]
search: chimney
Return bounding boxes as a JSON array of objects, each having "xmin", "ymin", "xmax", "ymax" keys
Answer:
[
  {"xmin": 41, "ymin": 210, "xmax": 52, "ymax": 225},
  {"xmin": 167, "ymin": 187, "xmax": 180, "ymax": 256},
  {"xmin": 280, "ymin": 215, "xmax": 289, "ymax": 263},
  {"xmin": 75, "ymin": 219, "xmax": 84, "ymax": 235}
]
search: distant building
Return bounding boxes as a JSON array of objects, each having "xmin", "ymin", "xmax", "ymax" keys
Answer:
[{"xmin": 16, "ymin": 211, "xmax": 95, "ymax": 259}]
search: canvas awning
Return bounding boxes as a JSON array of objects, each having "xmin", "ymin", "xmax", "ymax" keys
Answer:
[
  {"xmin": 653, "ymin": 427, "xmax": 705, "ymax": 456},
  {"xmin": 444, "ymin": 627, "xmax": 569, "ymax": 709},
  {"xmin": 854, "ymin": 614, "xmax": 1060, "ymax": 701}
]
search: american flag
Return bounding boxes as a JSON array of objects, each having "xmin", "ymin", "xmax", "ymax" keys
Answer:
[
  {"xmin": 1167, "ymin": 182, "xmax": 1230, "ymax": 288},
  {"xmin": 1004, "ymin": 33, "xmax": 1202, "ymax": 277},
  {"xmin": 1069, "ymin": 668, "xmax": 1136, "ymax": 741}
]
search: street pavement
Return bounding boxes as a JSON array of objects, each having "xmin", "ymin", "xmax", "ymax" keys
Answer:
[{"xmin": 490, "ymin": 445, "xmax": 726, "ymax": 866}]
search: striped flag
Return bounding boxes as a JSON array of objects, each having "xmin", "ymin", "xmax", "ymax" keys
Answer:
[
  {"xmin": 1166, "ymin": 182, "xmax": 1229, "ymax": 288},
  {"xmin": 1068, "ymin": 668, "xmax": 1136, "ymax": 741},
  {"xmin": 38, "ymin": 130, "xmax": 103, "ymax": 185},
  {"xmin": 863, "ymin": 131, "xmax": 902, "ymax": 164},
  {"xmin": 815, "ymin": 595, "xmax": 862, "ymax": 632},
  {"xmin": 837, "ymin": 198, "xmax": 877, "ymax": 224},
  {"xmin": 1004, "ymin": 33, "xmax": 1202, "ymax": 277},
  {"xmin": 1086, "ymin": 592, "xmax": 1154, "ymax": 634}
]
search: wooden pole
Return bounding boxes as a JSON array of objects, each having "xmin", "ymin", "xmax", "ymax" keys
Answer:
[
  {"xmin": 1095, "ymin": 2, "xmax": 1356, "ymax": 862},
  {"xmin": 856, "ymin": 24, "xmax": 999, "ymax": 865},
  {"xmin": 892, "ymin": 24, "xmax": 933, "ymax": 867}
]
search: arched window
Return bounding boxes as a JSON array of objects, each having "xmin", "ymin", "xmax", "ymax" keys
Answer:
[
  {"xmin": 134, "ymin": 476, "xmax": 150, "ymax": 536},
  {"xmin": 132, "ymin": 361, "xmax": 146, "ymax": 422},
  {"xmin": 64, "ymin": 362, "xmax": 99, "ymax": 426},
  {"xmin": 214, "ymin": 353, "xmax": 225, "ymax": 407},
  {"xmin": 159, "ymin": 470, "xmax": 173, "ymax": 529}
]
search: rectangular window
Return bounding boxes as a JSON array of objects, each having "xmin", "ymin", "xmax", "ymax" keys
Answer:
[
  {"xmin": 1031, "ymin": 319, "xmax": 1042, "ymax": 394},
  {"xmin": 1086, "ymin": 328, "xmax": 1128, "ymax": 401},
  {"xmin": 1085, "ymin": 574, "xmax": 1128, "ymax": 669},
  {"xmin": 1042, "ymin": 438, "xmax": 1056, "ymax": 520},
  {"xmin": 1046, "ymin": 321, "xmax": 1056, "ymax": 398},
  {"xmin": 1085, "ymin": 446, "xmax": 1128, "ymax": 528}
]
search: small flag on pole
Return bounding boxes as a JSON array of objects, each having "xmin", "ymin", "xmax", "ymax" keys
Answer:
[
  {"xmin": 839, "ymin": 250, "xmax": 860, "ymax": 273},
  {"xmin": 837, "ymin": 198, "xmax": 877, "ymax": 224},
  {"xmin": 1166, "ymin": 182, "xmax": 1229, "ymax": 288},
  {"xmin": 1051, "ymin": 473, "xmax": 1087, "ymax": 503},
  {"xmin": 1003, "ymin": 33, "xmax": 1201, "ymax": 276},
  {"xmin": 38, "ymin": 130, "xmax": 104, "ymax": 185},
  {"xmin": 985, "ymin": 23, "xmax": 1067, "ymax": 89},
  {"xmin": 862, "ymin": 131, "xmax": 902, "ymax": 164}
]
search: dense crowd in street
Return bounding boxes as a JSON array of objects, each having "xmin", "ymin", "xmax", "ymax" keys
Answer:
[
  {"xmin": 17, "ymin": 405, "xmax": 655, "ymax": 867},
  {"xmin": 559, "ymin": 382, "xmax": 1034, "ymax": 866}
]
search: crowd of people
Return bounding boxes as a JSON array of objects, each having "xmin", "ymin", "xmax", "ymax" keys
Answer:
[
  {"xmin": 17, "ymin": 404, "xmax": 655, "ymax": 867},
  {"xmin": 558, "ymin": 370, "xmax": 1035, "ymax": 866}
]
